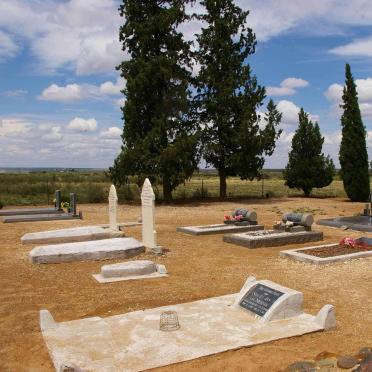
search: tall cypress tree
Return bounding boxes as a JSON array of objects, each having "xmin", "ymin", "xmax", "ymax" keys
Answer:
[
  {"xmin": 110, "ymin": 1, "xmax": 200, "ymax": 202},
  {"xmin": 195, "ymin": 0, "xmax": 279, "ymax": 198},
  {"xmin": 283, "ymin": 108, "xmax": 335, "ymax": 196},
  {"xmin": 233, "ymin": 99, "xmax": 282, "ymax": 181},
  {"xmin": 339, "ymin": 63, "xmax": 370, "ymax": 201}
]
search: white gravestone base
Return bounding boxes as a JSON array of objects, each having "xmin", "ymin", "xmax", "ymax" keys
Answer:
[
  {"xmin": 40, "ymin": 277, "xmax": 335, "ymax": 372},
  {"xmin": 93, "ymin": 260, "xmax": 168, "ymax": 283}
]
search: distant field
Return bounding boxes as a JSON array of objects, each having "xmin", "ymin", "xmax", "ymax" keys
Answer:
[{"xmin": 0, "ymin": 170, "xmax": 370, "ymax": 206}]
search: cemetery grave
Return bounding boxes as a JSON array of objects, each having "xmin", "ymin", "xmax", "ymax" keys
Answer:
[
  {"xmin": 39, "ymin": 276, "xmax": 335, "ymax": 372},
  {"xmin": 21, "ymin": 185, "xmax": 125, "ymax": 244},
  {"xmin": 223, "ymin": 212, "xmax": 323, "ymax": 248},
  {"xmin": 29, "ymin": 237, "xmax": 145, "ymax": 264},
  {"xmin": 177, "ymin": 207, "xmax": 264, "ymax": 235},
  {"xmin": 93, "ymin": 260, "xmax": 168, "ymax": 283},
  {"xmin": 317, "ymin": 196, "xmax": 372, "ymax": 232},
  {"xmin": 0, "ymin": 190, "xmax": 64, "ymax": 216},
  {"xmin": 28, "ymin": 180, "xmax": 161, "ymax": 264},
  {"xmin": 2, "ymin": 192, "xmax": 82, "ymax": 223},
  {"xmin": 280, "ymin": 236, "xmax": 372, "ymax": 265}
]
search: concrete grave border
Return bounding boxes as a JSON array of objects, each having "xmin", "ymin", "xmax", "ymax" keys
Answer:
[
  {"xmin": 223, "ymin": 230, "xmax": 323, "ymax": 248},
  {"xmin": 280, "ymin": 243, "xmax": 372, "ymax": 265}
]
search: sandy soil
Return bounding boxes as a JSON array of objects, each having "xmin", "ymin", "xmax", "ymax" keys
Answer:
[{"xmin": 0, "ymin": 197, "xmax": 371, "ymax": 372}]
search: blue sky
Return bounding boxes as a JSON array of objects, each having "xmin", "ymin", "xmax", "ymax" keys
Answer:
[{"xmin": 0, "ymin": 0, "xmax": 371, "ymax": 169}]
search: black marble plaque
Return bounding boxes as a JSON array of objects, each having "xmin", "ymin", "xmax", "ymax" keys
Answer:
[{"xmin": 239, "ymin": 284, "xmax": 284, "ymax": 316}]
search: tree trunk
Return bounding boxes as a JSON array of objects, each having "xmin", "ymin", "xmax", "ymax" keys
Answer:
[
  {"xmin": 219, "ymin": 171, "xmax": 227, "ymax": 199},
  {"xmin": 303, "ymin": 188, "xmax": 311, "ymax": 197},
  {"xmin": 163, "ymin": 176, "xmax": 173, "ymax": 204}
]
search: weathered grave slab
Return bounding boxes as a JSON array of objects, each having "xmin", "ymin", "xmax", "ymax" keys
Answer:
[
  {"xmin": 29, "ymin": 238, "xmax": 144, "ymax": 264},
  {"xmin": 317, "ymin": 216, "xmax": 372, "ymax": 233},
  {"xmin": 3, "ymin": 213, "xmax": 82, "ymax": 223},
  {"xmin": 40, "ymin": 277, "xmax": 334, "ymax": 372},
  {"xmin": 93, "ymin": 260, "xmax": 168, "ymax": 283},
  {"xmin": 223, "ymin": 230, "xmax": 323, "ymax": 248},
  {"xmin": 22, "ymin": 226, "xmax": 124, "ymax": 245},
  {"xmin": 177, "ymin": 223, "xmax": 264, "ymax": 236},
  {"xmin": 0, "ymin": 208, "xmax": 63, "ymax": 216},
  {"xmin": 280, "ymin": 237, "xmax": 372, "ymax": 265}
]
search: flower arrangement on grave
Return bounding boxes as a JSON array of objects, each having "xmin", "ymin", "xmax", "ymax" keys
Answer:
[
  {"xmin": 61, "ymin": 201, "xmax": 70, "ymax": 210},
  {"xmin": 224, "ymin": 208, "xmax": 250, "ymax": 225},
  {"xmin": 339, "ymin": 237, "xmax": 367, "ymax": 249}
]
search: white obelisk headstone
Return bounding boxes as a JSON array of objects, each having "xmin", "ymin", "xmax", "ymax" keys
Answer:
[
  {"xmin": 108, "ymin": 185, "xmax": 118, "ymax": 231},
  {"xmin": 141, "ymin": 178, "xmax": 161, "ymax": 253}
]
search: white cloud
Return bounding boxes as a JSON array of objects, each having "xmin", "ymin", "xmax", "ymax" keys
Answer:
[
  {"xmin": 267, "ymin": 77, "xmax": 309, "ymax": 96},
  {"xmin": 2, "ymin": 1, "xmax": 372, "ymax": 73},
  {"xmin": 329, "ymin": 36, "xmax": 372, "ymax": 57},
  {"xmin": 100, "ymin": 126, "xmax": 122, "ymax": 139},
  {"xmin": 67, "ymin": 117, "xmax": 97, "ymax": 132},
  {"xmin": 38, "ymin": 124, "xmax": 63, "ymax": 142},
  {"xmin": 38, "ymin": 84, "xmax": 84, "ymax": 102},
  {"xmin": 39, "ymin": 78, "xmax": 125, "ymax": 103},
  {"xmin": 0, "ymin": 115, "xmax": 123, "ymax": 167},
  {"xmin": 0, "ymin": 118, "xmax": 32, "ymax": 137},
  {"xmin": 0, "ymin": 30, "xmax": 19, "ymax": 60},
  {"xmin": 1, "ymin": 89, "xmax": 28, "ymax": 97},
  {"xmin": 0, "ymin": 0, "xmax": 123, "ymax": 74},
  {"xmin": 99, "ymin": 77, "xmax": 126, "ymax": 96},
  {"xmin": 325, "ymin": 78, "xmax": 372, "ymax": 118}
]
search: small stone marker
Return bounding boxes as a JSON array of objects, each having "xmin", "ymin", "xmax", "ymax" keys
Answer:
[
  {"xmin": 108, "ymin": 185, "xmax": 119, "ymax": 231},
  {"xmin": 70, "ymin": 193, "xmax": 77, "ymax": 216},
  {"xmin": 141, "ymin": 178, "xmax": 162, "ymax": 254},
  {"xmin": 55, "ymin": 190, "xmax": 62, "ymax": 210}
]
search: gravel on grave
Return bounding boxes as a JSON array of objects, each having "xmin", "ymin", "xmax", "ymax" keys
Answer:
[
  {"xmin": 0, "ymin": 197, "xmax": 371, "ymax": 372},
  {"xmin": 301, "ymin": 244, "xmax": 372, "ymax": 258}
]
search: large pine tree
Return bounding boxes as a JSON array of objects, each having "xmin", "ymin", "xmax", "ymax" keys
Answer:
[
  {"xmin": 339, "ymin": 63, "xmax": 370, "ymax": 201},
  {"xmin": 284, "ymin": 108, "xmax": 335, "ymax": 196},
  {"xmin": 110, "ymin": 0, "xmax": 200, "ymax": 202},
  {"xmin": 195, "ymin": 0, "xmax": 280, "ymax": 198}
]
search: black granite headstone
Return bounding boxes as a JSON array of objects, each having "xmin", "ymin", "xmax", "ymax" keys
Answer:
[{"xmin": 239, "ymin": 284, "xmax": 284, "ymax": 316}]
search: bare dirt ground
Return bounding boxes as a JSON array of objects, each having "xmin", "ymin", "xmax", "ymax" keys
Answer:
[{"xmin": 0, "ymin": 197, "xmax": 371, "ymax": 372}]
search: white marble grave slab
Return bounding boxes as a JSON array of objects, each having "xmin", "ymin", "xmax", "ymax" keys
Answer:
[
  {"xmin": 40, "ymin": 277, "xmax": 334, "ymax": 372},
  {"xmin": 22, "ymin": 226, "xmax": 124, "ymax": 245},
  {"xmin": 177, "ymin": 223, "xmax": 264, "ymax": 235},
  {"xmin": 29, "ymin": 237, "xmax": 144, "ymax": 264},
  {"xmin": 93, "ymin": 260, "xmax": 168, "ymax": 283}
]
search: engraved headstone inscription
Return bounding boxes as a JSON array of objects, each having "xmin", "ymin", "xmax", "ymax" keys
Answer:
[
  {"xmin": 108, "ymin": 185, "xmax": 118, "ymax": 231},
  {"xmin": 239, "ymin": 284, "xmax": 284, "ymax": 316}
]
